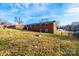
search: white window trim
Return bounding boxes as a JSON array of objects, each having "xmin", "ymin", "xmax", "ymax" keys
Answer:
[{"xmin": 45, "ymin": 29, "xmax": 48, "ymax": 32}]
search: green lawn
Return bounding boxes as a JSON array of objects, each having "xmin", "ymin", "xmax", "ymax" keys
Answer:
[{"xmin": 0, "ymin": 28, "xmax": 79, "ymax": 56}]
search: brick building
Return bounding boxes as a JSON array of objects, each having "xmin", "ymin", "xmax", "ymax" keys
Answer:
[{"xmin": 25, "ymin": 21, "xmax": 56, "ymax": 33}]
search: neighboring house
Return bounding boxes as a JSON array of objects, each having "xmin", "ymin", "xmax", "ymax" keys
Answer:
[
  {"xmin": 72, "ymin": 22, "xmax": 79, "ymax": 25},
  {"xmin": 15, "ymin": 24, "xmax": 24, "ymax": 29},
  {"xmin": 0, "ymin": 25, "xmax": 5, "ymax": 28},
  {"xmin": 71, "ymin": 22, "xmax": 79, "ymax": 31},
  {"xmin": 60, "ymin": 22, "xmax": 79, "ymax": 32},
  {"xmin": 73, "ymin": 24, "xmax": 79, "ymax": 31},
  {"xmin": 0, "ymin": 21, "xmax": 12, "ymax": 29},
  {"xmin": 25, "ymin": 21, "xmax": 56, "ymax": 33}
]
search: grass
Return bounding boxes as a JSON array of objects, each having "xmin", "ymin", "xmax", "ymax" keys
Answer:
[{"xmin": 0, "ymin": 28, "xmax": 79, "ymax": 56}]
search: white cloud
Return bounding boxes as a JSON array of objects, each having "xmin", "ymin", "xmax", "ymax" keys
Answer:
[
  {"xmin": 0, "ymin": 3, "xmax": 59, "ymax": 24},
  {"xmin": 34, "ymin": 4, "xmax": 47, "ymax": 11},
  {"xmin": 62, "ymin": 7, "xmax": 79, "ymax": 17},
  {"xmin": 41, "ymin": 15, "xmax": 50, "ymax": 18},
  {"xmin": 66, "ymin": 7, "xmax": 79, "ymax": 14},
  {"xmin": 0, "ymin": 8, "xmax": 18, "ymax": 18},
  {"xmin": 39, "ymin": 14, "xmax": 58, "ymax": 19},
  {"xmin": 60, "ymin": 19, "xmax": 72, "ymax": 26}
]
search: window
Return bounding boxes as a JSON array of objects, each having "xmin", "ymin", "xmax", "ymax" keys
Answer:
[
  {"xmin": 42, "ymin": 24, "xmax": 45, "ymax": 26},
  {"xmin": 30, "ymin": 25, "xmax": 32, "ymax": 28},
  {"xmin": 27, "ymin": 27, "xmax": 28, "ymax": 30},
  {"xmin": 40, "ymin": 29, "xmax": 42, "ymax": 32},
  {"xmin": 33, "ymin": 24, "xmax": 35, "ymax": 26},
  {"xmin": 45, "ymin": 23, "xmax": 48, "ymax": 26},
  {"xmin": 33, "ymin": 25, "xmax": 35, "ymax": 28},
  {"xmin": 27, "ymin": 25, "xmax": 29, "ymax": 27},
  {"xmin": 45, "ymin": 29, "xmax": 48, "ymax": 32}
]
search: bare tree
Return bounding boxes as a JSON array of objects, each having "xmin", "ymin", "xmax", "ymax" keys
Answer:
[
  {"xmin": 14, "ymin": 17, "xmax": 23, "ymax": 24},
  {"xmin": 14, "ymin": 17, "xmax": 24, "ymax": 30}
]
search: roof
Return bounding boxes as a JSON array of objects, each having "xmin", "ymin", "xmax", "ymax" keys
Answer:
[{"xmin": 26, "ymin": 21, "xmax": 56, "ymax": 25}]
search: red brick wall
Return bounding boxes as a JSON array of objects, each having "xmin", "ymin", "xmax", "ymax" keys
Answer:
[{"xmin": 26, "ymin": 22, "xmax": 56, "ymax": 33}]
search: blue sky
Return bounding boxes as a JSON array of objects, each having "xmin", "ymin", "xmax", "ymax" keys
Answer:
[{"xmin": 0, "ymin": 3, "xmax": 79, "ymax": 26}]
